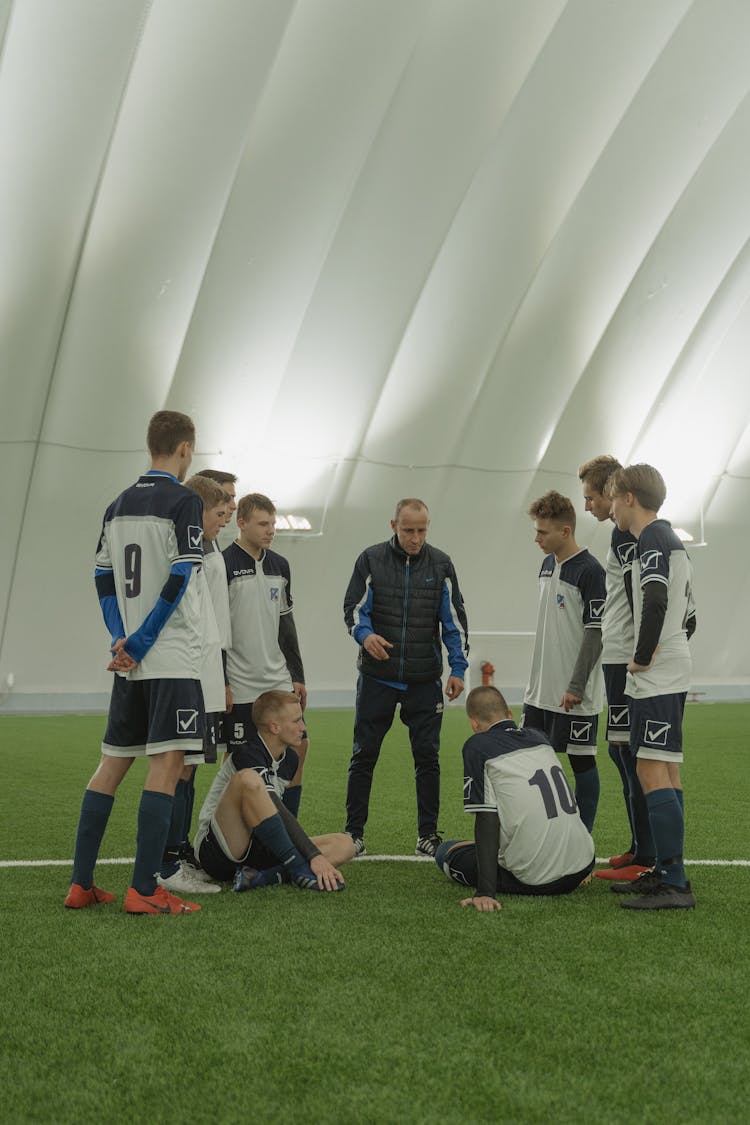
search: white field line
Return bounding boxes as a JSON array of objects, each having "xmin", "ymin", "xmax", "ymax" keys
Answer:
[{"xmin": 1, "ymin": 855, "xmax": 749, "ymax": 868}]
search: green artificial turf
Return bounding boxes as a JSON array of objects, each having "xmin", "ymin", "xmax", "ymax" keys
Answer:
[{"xmin": 0, "ymin": 705, "xmax": 748, "ymax": 1124}]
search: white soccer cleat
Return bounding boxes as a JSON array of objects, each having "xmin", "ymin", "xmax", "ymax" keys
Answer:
[{"xmin": 157, "ymin": 862, "xmax": 221, "ymax": 894}]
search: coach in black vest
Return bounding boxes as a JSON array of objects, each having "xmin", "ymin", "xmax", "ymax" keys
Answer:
[{"xmin": 343, "ymin": 498, "xmax": 469, "ymax": 858}]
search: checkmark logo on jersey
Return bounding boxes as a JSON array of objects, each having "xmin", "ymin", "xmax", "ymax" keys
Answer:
[
  {"xmin": 589, "ymin": 600, "xmax": 605, "ymax": 619},
  {"xmin": 640, "ymin": 549, "xmax": 662, "ymax": 572},
  {"xmin": 570, "ymin": 721, "xmax": 592, "ymax": 742},
  {"xmin": 188, "ymin": 525, "xmax": 203, "ymax": 549},
  {"xmin": 618, "ymin": 542, "xmax": 636, "ymax": 566},
  {"xmin": 609, "ymin": 706, "xmax": 629, "ymax": 727},
  {"xmin": 463, "ymin": 776, "xmax": 472, "ymax": 800},
  {"xmin": 645, "ymin": 719, "xmax": 670, "ymax": 746},
  {"xmin": 177, "ymin": 709, "xmax": 199, "ymax": 734}
]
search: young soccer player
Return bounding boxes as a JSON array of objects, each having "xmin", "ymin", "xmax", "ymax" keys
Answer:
[
  {"xmin": 607, "ymin": 465, "xmax": 697, "ymax": 910},
  {"xmin": 578, "ymin": 456, "xmax": 653, "ymax": 881},
  {"xmin": 156, "ymin": 474, "xmax": 229, "ymax": 895},
  {"xmin": 435, "ymin": 686, "xmax": 594, "ymax": 909},
  {"xmin": 522, "ymin": 491, "xmax": 606, "ymax": 832},
  {"xmin": 66, "ymin": 410, "xmax": 206, "ymax": 915},
  {"xmin": 194, "ymin": 691, "xmax": 352, "ymax": 891},
  {"xmin": 224, "ymin": 493, "xmax": 308, "ymax": 815}
]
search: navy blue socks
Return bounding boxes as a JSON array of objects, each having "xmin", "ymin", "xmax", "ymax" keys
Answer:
[
  {"xmin": 646, "ymin": 787, "xmax": 686, "ymax": 886},
  {"xmin": 132, "ymin": 790, "xmax": 174, "ymax": 895},
  {"xmin": 573, "ymin": 765, "xmax": 600, "ymax": 833},
  {"xmin": 253, "ymin": 813, "xmax": 306, "ymax": 869},
  {"xmin": 71, "ymin": 790, "xmax": 114, "ymax": 889}
]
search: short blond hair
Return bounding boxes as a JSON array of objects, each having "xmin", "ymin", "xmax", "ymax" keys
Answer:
[
  {"xmin": 184, "ymin": 475, "xmax": 226, "ymax": 509},
  {"xmin": 251, "ymin": 690, "xmax": 299, "ymax": 731}
]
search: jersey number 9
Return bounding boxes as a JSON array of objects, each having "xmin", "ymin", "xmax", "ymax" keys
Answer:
[{"xmin": 124, "ymin": 543, "xmax": 142, "ymax": 598}]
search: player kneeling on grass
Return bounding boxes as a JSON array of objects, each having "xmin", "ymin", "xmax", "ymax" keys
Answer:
[
  {"xmin": 194, "ymin": 690, "xmax": 353, "ymax": 892},
  {"xmin": 436, "ymin": 686, "xmax": 595, "ymax": 911}
]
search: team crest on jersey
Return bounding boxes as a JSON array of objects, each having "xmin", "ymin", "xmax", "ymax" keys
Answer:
[
  {"xmin": 177, "ymin": 709, "xmax": 199, "ymax": 735},
  {"xmin": 556, "ymin": 594, "xmax": 566, "ymax": 609},
  {"xmin": 188, "ymin": 526, "xmax": 204, "ymax": 550},
  {"xmin": 640, "ymin": 549, "xmax": 663, "ymax": 572},
  {"xmin": 270, "ymin": 587, "xmax": 280, "ymax": 600},
  {"xmin": 617, "ymin": 542, "xmax": 636, "ymax": 566},
  {"xmin": 570, "ymin": 720, "xmax": 592, "ymax": 742},
  {"xmin": 436, "ymin": 701, "xmax": 444, "ymax": 714},
  {"xmin": 644, "ymin": 719, "xmax": 671, "ymax": 746},
  {"xmin": 589, "ymin": 599, "xmax": 605, "ymax": 619}
]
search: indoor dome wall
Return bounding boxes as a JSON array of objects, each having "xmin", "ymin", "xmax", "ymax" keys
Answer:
[{"xmin": 2, "ymin": 0, "xmax": 749, "ymax": 710}]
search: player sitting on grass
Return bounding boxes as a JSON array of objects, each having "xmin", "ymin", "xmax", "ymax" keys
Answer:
[
  {"xmin": 194, "ymin": 690, "xmax": 353, "ymax": 892},
  {"xmin": 435, "ymin": 686, "xmax": 595, "ymax": 911}
]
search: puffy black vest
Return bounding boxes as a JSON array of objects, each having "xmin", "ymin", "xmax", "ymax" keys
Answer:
[{"xmin": 358, "ymin": 538, "xmax": 453, "ymax": 683}]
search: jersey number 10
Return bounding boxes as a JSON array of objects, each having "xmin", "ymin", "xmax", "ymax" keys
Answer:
[{"xmin": 528, "ymin": 766, "xmax": 578, "ymax": 819}]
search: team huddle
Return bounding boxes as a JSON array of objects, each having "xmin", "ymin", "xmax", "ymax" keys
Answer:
[{"xmin": 64, "ymin": 413, "xmax": 696, "ymax": 915}]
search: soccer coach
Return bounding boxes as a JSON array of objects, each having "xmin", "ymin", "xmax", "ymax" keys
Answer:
[{"xmin": 343, "ymin": 498, "xmax": 469, "ymax": 858}]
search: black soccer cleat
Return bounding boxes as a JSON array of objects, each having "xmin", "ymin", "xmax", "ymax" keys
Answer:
[{"xmin": 620, "ymin": 879, "xmax": 696, "ymax": 910}]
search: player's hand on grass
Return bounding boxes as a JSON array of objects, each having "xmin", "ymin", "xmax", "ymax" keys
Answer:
[
  {"xmin": 445, "ymin": 676, "xmax": 465, "ymax": 702},
  {"xmin": 310, "ymin": 854, "xmax": 346, "ymax": 892},
  {"xmin": 460, "ymin": 895, "xmax": 502, "ymax": 912},
  {"xmin": 293, "ymin": 682, "xmax": 307, "ymax": 710},
  {"xmin": 107, "ymin": 638, "xmax": 137, "ymax": 673},
  {"xmin": 363, "ymin": 634, "xmax": 393, "ymax": 662},
  {"xmin": 560, "ymin": 691, "xmax": 582, "ymax": 712}
]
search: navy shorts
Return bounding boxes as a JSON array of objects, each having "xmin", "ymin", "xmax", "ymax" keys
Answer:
[
  {"xmin": 603, "ymin": 664, "xmax": 630, "ymax": 745},
  {"xmin": 522, "ymin": 704, "xmax": 598, "ymax": 757},
  {"xmin": 437, "ymin": 841, "xmax": 593, "ymax": 896},
  {"xmin": 102, "ymin": 676, "xmax": 205, "ymax": 757},
  {"xmin": 629, "ymin": 693, "xmax": 687, "ymax": 763},
  {"xmin": 197, "ymin": 822, "xmax": 280, "ymax": 882},
  {"xmin": 184, "ymin": 711, "xmax": 220, "ymax": 766}
]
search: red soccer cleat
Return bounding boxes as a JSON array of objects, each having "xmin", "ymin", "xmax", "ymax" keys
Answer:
[
  {"xmin": 608, "ymin": 851, "xmax": 635, "ymax": 869},
  {"xmin": 64, "ymin": 883, "xmax": 116, "ymax": 909},
  {"xmin": 594, "ymin": 863, "xmax": 653, "ymax": 882},
  {"xmin": 124, "ymin": 886, "xmax": 201, "ymax": 914}
]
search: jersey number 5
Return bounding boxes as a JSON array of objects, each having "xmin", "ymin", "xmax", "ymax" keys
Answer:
[
  {"xmin": 124, "ymin": 543, "xmax": 142, "ymax": 598},
  {"xmin": 528, "ymin": 766, "xmax": 578, "ymax": 819}
]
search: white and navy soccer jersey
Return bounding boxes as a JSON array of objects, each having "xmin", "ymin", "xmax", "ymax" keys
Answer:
[
  {"xmin": 462, "ymin": 721, "xmax": 594, "ymax": 885},
  {"xmin": 627, "ymin": 519, "xmax": 696, "ymax": 700},
  {"xmin": 224, "ymin": 543, "xmax": 294, "ymax": 704},
  {"xmin": 602, "ymin": 527, "xmax": 636, "ymax": 664},
  {"xmin": 194, "ymin": 564, "xmax": 225, "ymax": 714},
  {"xmin": 524, "ymin": 548, "xmax": 605, "ymax": 715},
  {"xmin": 95, "ymin": 472, "xmax": 204, "ymax": 680},
  {"xmin": 203, "ymin": 540, "xmax": 232, "ymax": 651},
  {"xmin": 193, "ymin": 733, "xmax": 299, "ymax": 856}
]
